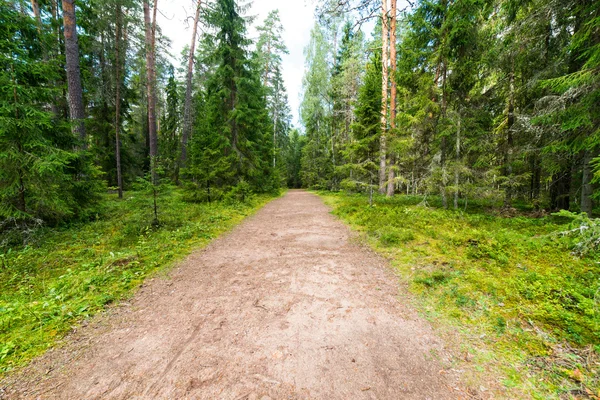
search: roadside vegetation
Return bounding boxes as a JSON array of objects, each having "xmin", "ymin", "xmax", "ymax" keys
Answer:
[
  {"xmin": 0, "ymin": 187, "xmax": 275, "ymax": 375},
  {"xmin": 320, "ymin": 191, "xmax": 600, "ymax": 399}
]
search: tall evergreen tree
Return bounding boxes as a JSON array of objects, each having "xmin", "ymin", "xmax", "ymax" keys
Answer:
[
  {"xmin": 255, "ymin": 10, "xmax": 291, "ymax": 175},
  {"xmin": 186, "ymin": 0, "xmax": 274, "ymax": 196}
]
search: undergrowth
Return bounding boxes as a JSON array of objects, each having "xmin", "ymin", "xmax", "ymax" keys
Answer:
[
  {"xmin": 0, "ymin": 186, "xmax": 275, "ymax": 375},
  {"xmin": 319, "ymin": 191, "xmax": 600, "ymax": 400}
]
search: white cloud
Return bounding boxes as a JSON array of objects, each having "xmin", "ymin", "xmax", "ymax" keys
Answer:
[{"xmin": 156, "ymin": 0, "xmax": 315, "ymax": 126}]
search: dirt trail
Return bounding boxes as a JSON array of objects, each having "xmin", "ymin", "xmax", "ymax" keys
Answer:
[{"xmin": 2, "ymin": 190, "xmax": 463, "ymax": 399}]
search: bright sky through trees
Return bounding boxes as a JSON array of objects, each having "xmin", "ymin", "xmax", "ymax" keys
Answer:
[{"xmin": 157, "ymin": 0, "xmax": 316, "ymax": 125}]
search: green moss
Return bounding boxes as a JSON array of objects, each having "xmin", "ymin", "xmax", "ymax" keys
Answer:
[
  {"xmin": 318, "ymin": 191, "xmax": 600, "ymax": 398},
  {"xmin": 0, "ymin": 188, "xmax": 276, "ymax": 375}
]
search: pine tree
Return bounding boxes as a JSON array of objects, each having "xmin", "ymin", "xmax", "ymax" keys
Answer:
[
  {"xmin": 255, "ymin": 10, "xmax": 291, "ymax": 176},
  {"xmin": 180, "ymin": 0, "xmax": 202, "ymax": 166},
  {"xmin": 62, "ymin": 0, "xmax": 86, "ymax": 145}
]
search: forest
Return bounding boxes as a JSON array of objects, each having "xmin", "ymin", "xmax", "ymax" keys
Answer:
[
  {"xmin": 1, "ymin": 0, "xmax": 599, "ymax": 397},
  {"xmin": 1, "ymin": 0, "xmax": 598, "ymax": 224},
  {"xmin": 303, "ymin": 0, "xmax": 599, "ymax": 216}
]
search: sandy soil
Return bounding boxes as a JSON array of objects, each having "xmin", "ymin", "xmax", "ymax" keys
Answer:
[{"xmin": 1, "ymin": 190, "xmax": 466, "ymax": 399}]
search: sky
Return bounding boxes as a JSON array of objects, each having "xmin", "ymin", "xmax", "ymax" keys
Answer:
[{"xmin": 157, "ymin": 0, "xmax": 317, "ymax": 127}]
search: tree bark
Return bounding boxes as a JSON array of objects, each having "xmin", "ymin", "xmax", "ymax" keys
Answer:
[
  {"xmin": 581, "ymin": 149, "xmax": 593, "ymax": 216},
  {"xmin": 503, "ymin": 60, "xmax": 515, "ymax": 207},
  {"xmin": 62, "ymin": 0, "xmax": 86, "ymax": 146},
  {"xmin": 180, "ymin": 0, "xmax": 202, "ymax": 165},
  {"xmin": 440, "ymin": 63, "xmax": 448, "ymax": 208},
  {"xmin": 264, "ymin": 38, "xmax": 271, "ymax": 87},
  {"xmin": 454, "ymin": 114, "xmax": 460, "ymax": 210},
  {"xmin": 144, "ymin": 0, "xmax": 158, "ymax": 183},
  {"xmin": 115, "ymin": 0, "xmax": 123, "ymax": 198},
  {"xmin": 379, "ymin": 0, "xmax": 389, "ymax": 194},
  {"xmin": 31, "ymin": 0, "xmax": 42, "ymax": 33},
  {"xmin": 386, "ymin": 0, "xmax": 397, "ymax": 197},
  {"xmin": 273, "ymin": 108, "xmax": 278, "ymax": 168}
]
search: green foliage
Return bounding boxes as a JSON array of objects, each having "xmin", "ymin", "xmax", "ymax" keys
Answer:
[
  {"xmin": 0, "ymin": 3, "xmax": 103, "ymax": 223},
  {"xmin": 185, "ymin": 0, "xmax": 276, "ymax": 193},
  {"xmin": 300, "ymin": 24, "xmax": 335, "ymax": 189},
  {"xmin": 159, "ymin": 64, "xmax": 181, "ymax": 181},
  {"xmin": 309, "ymin": 0, "xmax": 599, "ymax": 213},
  {"xmin": 224, "ymin": 179, "xmax": 254, "ymax": 204},
  {"xmin": 285, "ymin": 128, "xmax": 306, "ymax": 188},
  {"xmin": 320, "ymin": 191, "xmax": 600, "ymax": 397},
  {"xmin": 0, "ymin": 188, "xmax": 274, "ymax": 375}
]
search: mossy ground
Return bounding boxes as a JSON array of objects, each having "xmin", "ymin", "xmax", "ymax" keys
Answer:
[
  {"xmin": 319, "ymin": 191, "xmax": 600, "ymax": 399},
  {"xmin": 0, "ymin": 187, "xmax": 276, "ymax": 375}
]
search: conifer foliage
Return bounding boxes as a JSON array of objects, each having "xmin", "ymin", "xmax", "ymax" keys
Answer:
[
  {"xmin": 185, "ymin": 0, "xmax": 276, "ymax": 198},
  {"xmin": 0, "ymin": 2, "xmax": 100, "ymax": 223},
  {"xmin": 0, "ymin": 0, "xmax": 293, "ymax": 228},
  {"xmin": 305, "ymin": 0, "xmax": 599, "ymax": 214}
]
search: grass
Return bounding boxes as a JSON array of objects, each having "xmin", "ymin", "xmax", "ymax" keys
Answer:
[
  {"xmin": 318, "ymin": 191, "xmax": 600, "ymax": 399},
  {"xmin": 0, "ymin": 186, "xmax": 276, "ymax": 376}
]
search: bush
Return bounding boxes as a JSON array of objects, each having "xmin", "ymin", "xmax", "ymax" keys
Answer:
[{"xmin": 225, "ymin": 180, "xmax": 254, "ymax": 204}]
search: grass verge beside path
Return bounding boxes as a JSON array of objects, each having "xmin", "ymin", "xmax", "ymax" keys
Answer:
[
  {"xmin": 318, "ymin": 191, "xmax": 600, "ymax": 399},
  {"xmin": 0, "ymin": 188, "xmax": 277, "ymax": 375}
]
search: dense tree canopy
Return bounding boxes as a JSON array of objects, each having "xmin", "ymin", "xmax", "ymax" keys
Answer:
[
  {"xmin": 1, "ymin": 0, "xmax": 598, "ymax": 227},
  {"xmin": 0, "ymin": 0, "xmax": 293, "ymax": 225},
  {"xmin": 301, "ymin": 0, "xmax": 599, "ymax": 215}
]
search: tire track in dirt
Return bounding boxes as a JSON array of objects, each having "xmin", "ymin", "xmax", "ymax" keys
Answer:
[{"xmin": 1, "ymin": 190, "xmax": 464, "ymax": 399}]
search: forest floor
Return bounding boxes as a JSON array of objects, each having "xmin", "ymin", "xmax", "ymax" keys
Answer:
[{"xmin": 1, "ymin": 190, "xmax": 473, "ymax": 399}]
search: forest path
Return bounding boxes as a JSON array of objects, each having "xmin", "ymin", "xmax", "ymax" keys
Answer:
[{"xmin": 3, "ymin": 190, "xmax": 462, "ymax": 400}]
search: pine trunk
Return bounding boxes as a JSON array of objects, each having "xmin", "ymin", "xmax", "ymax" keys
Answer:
[
  {"xmin": 273, "ymin": 110, "xmax": 278, "ymax": 168},
  {"xmin": 62, "ymin": 0, "xmax": 86, "ymax": 146},
  {"xmin": 379, "ymin": 0, "xmax": 389, "ymax": 194},
  {"xmin": 180, "ymin": 0, "xmax": 201, "ymax": 165},
  {"xmin": 144, "ymin": 0, "xmax": 158, "ymax": 183},
  {"xmin": 31, "ymin": 0, "xmax": 42, "ymax": 32},
  {"xmin": 115, "ymin": 0, "xmax": 123, "ymax": 198},
  {"xmin": 386, "ymin": 0, "xmax": 397, "ymax": 197}
]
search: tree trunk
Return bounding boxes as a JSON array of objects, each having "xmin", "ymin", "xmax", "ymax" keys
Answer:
[
  {"xmin": 62, "ymin": 0, "xmax": 86, "ymax": 146},
  {"xmin": 550, "ymin": 165, "xmax": 571, "ymax": 211},
  {"xmin": 273, "ymin": 109, "xmax": 278, "ymax": 168},
  {"xmin": 115, "ymin": 0, "xmax": 123, "ymax": 198},
  {"xmin": 503, "ymin": 59, "xmax": 515, "ymax": 207},
  {"xmin": 31, "ymin": 0, "xmax": 42, "ymax": 33},
  {"xmin": 144, "ymin": 0, "xmax": 158, "ymax": 183},
  {"xmin": 386, "ymin": 0, "xmax": 397, "ymax": 197},
  {"xmin": 379, "ymin": 0, "xmax": 389, "ymax": 194},
  {"xmin": 581, "ymin": 150, "xmax": 593, "ymax": 216},
  {"xmin": 454, "ymin": 114, "xmax": 460, "ymax": 210},
  {"xmin": 180, "ymin": 0, "xmax": 201, "ymax": 165},
  {"xmin": 440, "ymin": 63, "xmax": 448, "ymax": 208},
  {"xmin": 264, "ymin": 38, "xmax": 271, "ymax": 87}
]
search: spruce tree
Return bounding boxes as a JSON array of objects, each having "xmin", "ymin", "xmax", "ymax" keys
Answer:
[
  {"xmin": 185, "ymin": 0, "xmax": 274, "ymax": 197},
  {"xmin": 0, "ymin": 3, "xmax": 101, "ymax": 223}
]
